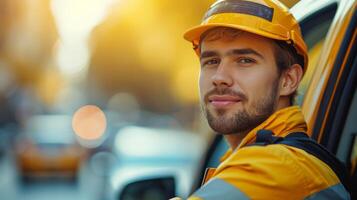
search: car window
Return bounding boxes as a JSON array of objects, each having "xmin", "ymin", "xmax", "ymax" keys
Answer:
[
  {"xmin": 310, "ymin": 0, "xmax": 357, "ymax": 146},
  {"xmin": 333, "ymin": 4, "xmax": 357, "ymax": 163},
  {"xmin": 335, "ymin": 58, "xmax": 357, "ymax": 198},
  {"xmin": 337, "ymin": 85, "xmax": 357, "ymax": 166},
  {"xmin": 205, "ymin": 136, "xmax": 229, "ymax": 168},
  {"xmin": 296, "ymin": 3, "xmax": 338, "ymax": 105}
]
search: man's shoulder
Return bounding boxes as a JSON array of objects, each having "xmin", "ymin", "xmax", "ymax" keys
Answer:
[
  {"xmin": 211, "ymin": 144, "xmax": 342, "ymax": 198},
  {"xmin": 225, "ymin": 143, "xmax": 335, "ymax": 173},
  {"xmin": 217, "ymin": 144, "xmax": 340, "ymax": 186},
  {"xmin": 223, "ymin": 144, "xmax": 310, "ymax": 168}
]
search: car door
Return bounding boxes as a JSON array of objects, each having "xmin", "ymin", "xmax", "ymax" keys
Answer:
[{"xmin": 301, "ymin": 0, "xmax": 356, "ymax": 197}]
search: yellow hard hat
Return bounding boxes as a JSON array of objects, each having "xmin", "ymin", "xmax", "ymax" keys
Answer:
[{"xmin": 184, "ymin": 0, "xmax": 308, "ymax": 71}]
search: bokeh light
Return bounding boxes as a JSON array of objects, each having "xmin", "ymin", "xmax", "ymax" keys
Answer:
[
  {"xmin": 72, "ymin": 105, "xmax": 107, "ymax": 140},
  {"xmin": 51, "ymin": 0, "xmax": 117, "ymax": 76}
]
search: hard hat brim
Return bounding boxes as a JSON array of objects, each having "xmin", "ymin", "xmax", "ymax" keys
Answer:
[{"xmin": 184, "ymin": 23, "xmax": 288, "ymax": 44}]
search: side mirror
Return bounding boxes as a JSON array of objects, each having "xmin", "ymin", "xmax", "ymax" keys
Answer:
[{"xmin": 120, "ymin": 177, "xmax": 176, "ymax": 200}]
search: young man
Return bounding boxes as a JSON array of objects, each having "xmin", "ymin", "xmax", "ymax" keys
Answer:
[{"xmin": 178, "ymin": 0, "xmax": 350, "ymax": 199}]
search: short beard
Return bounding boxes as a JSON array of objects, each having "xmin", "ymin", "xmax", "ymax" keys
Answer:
[{"xmin": 202, "ymin": 81, "xmax": 278, "ymax": 135}]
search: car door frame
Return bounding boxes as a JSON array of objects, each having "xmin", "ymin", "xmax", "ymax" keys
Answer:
[{"xmin": 306, "ymin": 0, "xmax": 357, "ymax": 156}]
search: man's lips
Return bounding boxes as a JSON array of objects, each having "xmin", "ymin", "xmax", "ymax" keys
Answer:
[{"xmin": 208, "ymin": 95, "xmax": 242, "ymax": 107}]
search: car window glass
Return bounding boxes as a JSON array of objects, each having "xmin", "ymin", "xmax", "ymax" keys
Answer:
[
  {"xmin": 206, "ymin": 137, "xmax": 229, "ymax": 168},
  {"xmin": 350, "ymin": 136, "xmax": 357, "ymax": 173},
  {"xmin": 336, "ymin": 79, "xmax": 357, "ymax": 198},
  {"xmin": 337, "ymin": 83, "xmax": 357, "ymax": 167},
  {"xmin": 296, "ymin": 4, "xmax": 337, "ymax": 105}
]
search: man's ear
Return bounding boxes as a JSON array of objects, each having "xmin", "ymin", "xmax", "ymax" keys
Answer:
[{"xmin": 279, "ymin": 64, "xmax": 304, "ymax": 97}]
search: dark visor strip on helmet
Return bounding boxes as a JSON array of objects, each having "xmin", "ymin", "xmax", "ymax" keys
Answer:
[{"xmin": 204, "ymin": 0, "xmax": 274, "ymax": 22}]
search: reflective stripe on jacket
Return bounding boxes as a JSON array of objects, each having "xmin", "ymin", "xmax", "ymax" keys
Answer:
[{"xmin": 188, "ymin": 106, "xmax": 350, "ymax": 200}]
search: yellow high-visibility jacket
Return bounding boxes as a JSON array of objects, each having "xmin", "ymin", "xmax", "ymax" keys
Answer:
[{"xmin": 189, "ymin": 106, "xmax": 350, "ymax": 200}]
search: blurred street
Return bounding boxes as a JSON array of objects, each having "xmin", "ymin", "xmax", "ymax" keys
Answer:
[
  {"xmin": 0, "ymin": 150, "xmax": 105, "ymax": 200},
  {"xmin": 0, "ymin": 0, "xmax": 213, "ymax": 199}
]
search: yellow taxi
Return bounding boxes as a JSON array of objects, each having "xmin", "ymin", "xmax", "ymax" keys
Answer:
[{"xmin": 15, "ymin": 115, "xmax": 86, "ymax": 180}]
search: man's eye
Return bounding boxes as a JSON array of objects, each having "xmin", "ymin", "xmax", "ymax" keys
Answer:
[
  {"xmin": 202, "ymin": 58, "xmax": 219, "ymax": 67},
  {"xmin": 238, "ymin": 58, "xmax": 255, "ymax": 64}
]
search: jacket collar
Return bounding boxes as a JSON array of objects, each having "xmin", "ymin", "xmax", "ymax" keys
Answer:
[{"xmin": 220, "ymin": 106, "xmax": 307, "ymax": 162}]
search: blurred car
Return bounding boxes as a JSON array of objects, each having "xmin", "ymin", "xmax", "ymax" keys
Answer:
[
  {"xmin": 102, "ymin": 126, "xmax": 205, "ymax": 200},
  {"xmin": 15, "ymin": 115, "xmax": 87, "ymax": 180}
]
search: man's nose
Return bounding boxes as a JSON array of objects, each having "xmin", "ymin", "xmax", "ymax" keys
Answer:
[{"xmin": 212, "ymin": 63, "xmax": 233, "ymax": 87}]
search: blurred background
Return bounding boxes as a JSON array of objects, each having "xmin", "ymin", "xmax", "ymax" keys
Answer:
[{"xmin": 0, "ymin": 0, "xmax": 298, "ymax": 200}]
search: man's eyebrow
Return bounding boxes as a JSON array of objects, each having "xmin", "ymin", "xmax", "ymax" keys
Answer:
[
  {"xmin": 200, "ymin": 48, "xmax": 264, "ymax": 60},
  {"xmin": 200, "ymin": 51, "xmax": 218, "ymax": 60},
  {"xmin": 228, "ymin": 48, "xmax": 264, "ymax": 59}
]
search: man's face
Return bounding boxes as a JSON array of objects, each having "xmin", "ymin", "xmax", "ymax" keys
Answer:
[{"xmin": 199, "ymin": 31, "xmax": 281, "ymax": 135}]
